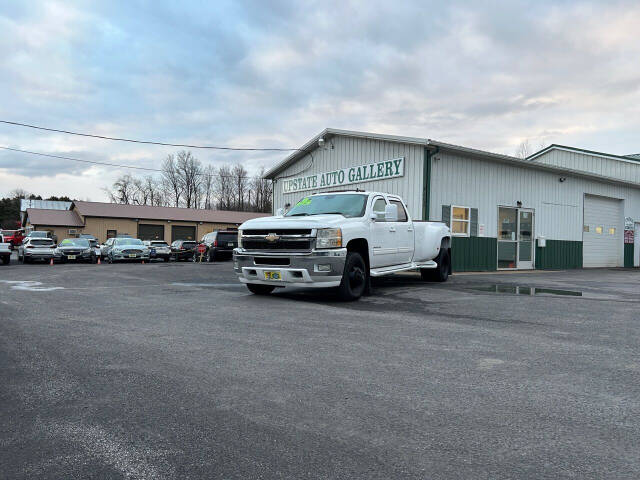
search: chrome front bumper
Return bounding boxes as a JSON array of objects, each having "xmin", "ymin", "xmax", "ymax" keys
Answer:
[{"xmin": 233, "ymin": 248, "xmax": 347, "ymax": 288}]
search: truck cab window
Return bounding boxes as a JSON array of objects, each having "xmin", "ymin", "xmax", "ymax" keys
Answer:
[
  {"xmin": 372, "ymin": 198, "xmax": 387, "ymax": 220},
  {"xmin": 390, "ymin": 200, "xmax": 408, "ymax": 222}
]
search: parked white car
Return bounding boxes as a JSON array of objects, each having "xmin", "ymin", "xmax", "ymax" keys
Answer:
[
  {"xmin": 233, "ymin": 191, "xmax": 451, "ymax": 300},
  {"xmin": 18, "ymin": 237, "xmax": 57, "ymax": 264},
  {"xmin": 0, "ymin": 234, "xmax": 11, "ymax": 265},
  {"xmin": 143, "ymin": 240, "xmax": 171, "ymax": 261}
]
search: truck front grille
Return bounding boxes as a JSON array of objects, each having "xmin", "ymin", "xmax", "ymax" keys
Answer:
[
  {"xmin": 243, "ymin": 239, "xmax": 312, "ymax": 250},
  {"xmin": 241, "ymin": 229, "xmax": 314, "ymax": 251}
]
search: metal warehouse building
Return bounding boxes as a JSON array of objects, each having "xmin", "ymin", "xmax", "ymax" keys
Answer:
[
  {"xmin": 24, "ymin": 201, "xmax": 268, "ymax": 243},
  {"xmin": 265, "ymin": 129, "xmax": 640, "ymax": 271}
]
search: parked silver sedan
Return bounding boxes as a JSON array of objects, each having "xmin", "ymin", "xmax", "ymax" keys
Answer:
[
  {"xmin": 18, "ymin": 237, "xmax": 57, "ymax": 263},
  {"xmin": 106, "ymin": 238, "xmax": 150, "ymax": 263}
]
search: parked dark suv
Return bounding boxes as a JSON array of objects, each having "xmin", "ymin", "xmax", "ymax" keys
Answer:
[
  {"xmin": 170, "ymin": 240, "xmax": 198, "ymax": 261},
  {"xmin": 200, "ymin": 230, "xmax": 238, "ymax": 261}
]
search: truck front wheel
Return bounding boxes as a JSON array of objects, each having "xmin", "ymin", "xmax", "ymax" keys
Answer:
[
  {"xmin": 247, "ymin": 284, "xmax": 275, "ymax": 295},
  {"xmin": 421, "ymin": 248, "xmax": 450, "ymax": 282},
  {"xmin": 337, "ymin": 252, "xmax": 367, "ymax": 301}
]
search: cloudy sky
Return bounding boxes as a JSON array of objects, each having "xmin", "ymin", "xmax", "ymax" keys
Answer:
[{"xmin": 1, "ymin": 0, "xmax": 639, "ymax": 200}]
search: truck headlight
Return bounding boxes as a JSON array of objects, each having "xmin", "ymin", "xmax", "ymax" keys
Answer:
[
  {"xmin": 237, "ymin": 230, "xmax": 243, "ymax": 248},
  {"xmin": 316, "ymin": 228, "xmax": 342, "ymax": 249}
]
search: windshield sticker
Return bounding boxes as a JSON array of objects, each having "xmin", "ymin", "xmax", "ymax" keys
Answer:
[
  {"xmin": 297, "ymin": 197, "xmax": 312, "ymax": 206},
  {"xmin": 61, "ymin": 239, "xmax": 73, "ymax": 245}
]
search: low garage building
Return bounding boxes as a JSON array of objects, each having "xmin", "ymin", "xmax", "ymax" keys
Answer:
[
  {"xmin": 265, "ymin": 129, "xmax": 640, "ymax": 271},
  {"xmin": 25, "ymin": 201, "xmax": 268, "ymax": 243}
]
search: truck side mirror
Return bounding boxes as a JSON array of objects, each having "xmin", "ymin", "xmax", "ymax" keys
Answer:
[
  {"xmin": 384, "ymin": 204, "xmax": 398, "ymax": 222},
  {"xmin": 276, "ymin": 208, "xmax": 285, "ymax": 216}
]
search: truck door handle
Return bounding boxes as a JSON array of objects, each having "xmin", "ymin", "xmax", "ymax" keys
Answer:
[
  {"xmin": 389, "ymin": 227, "xmax": 396, "ymax": 232},
  {"xmin": 407, "ymin": 228, "xmax": 413, "ymax": 232}
]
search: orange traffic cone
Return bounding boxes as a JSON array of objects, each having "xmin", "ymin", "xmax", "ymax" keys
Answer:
[
  {"xmin": 49, "ymin": 258, "xmax": 54, "ymax": 266},
  {"xmin": 97, "ymin": 256, "xmax": 101, "ymax": 265},
  {"xmin": 141, "ymin": 260, "xmax": 145, "ymax": 264}
]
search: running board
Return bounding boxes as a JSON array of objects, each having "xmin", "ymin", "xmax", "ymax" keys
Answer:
[{"xmin": 370, "ymin": 260, "xmax": 437, "ymax": 277}]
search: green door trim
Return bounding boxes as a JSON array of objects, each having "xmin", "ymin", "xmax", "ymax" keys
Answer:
[{"xmin": 423, "ymin": 146, "xmax": 438, "ymax": 221}]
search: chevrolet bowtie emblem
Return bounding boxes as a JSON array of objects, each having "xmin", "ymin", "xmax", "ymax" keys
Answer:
[{"xmin": 265, "ymin": 233, "xmax": 280, "ymax": 242}]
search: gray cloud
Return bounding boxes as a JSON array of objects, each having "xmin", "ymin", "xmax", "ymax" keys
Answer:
[{"xmin": 1, "ymin": 0, "xmax": 639, "ymax": 199}]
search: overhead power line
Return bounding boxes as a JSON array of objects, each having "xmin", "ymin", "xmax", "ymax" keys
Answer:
[
  {"xmin": 0, "ymin": 120, "xmax": 301, "ymax": 152},
  {"xmin": 0, "ymin": 145, "xmax": 253, "ymax": 179}
]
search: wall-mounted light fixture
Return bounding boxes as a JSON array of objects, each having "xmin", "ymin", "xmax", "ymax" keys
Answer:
[
  {"xmin": 516, "ymin": 201, "xmax": 523, "ymax": 208},
  {"xmin": 559, "ymin": 177, "xmax": 566, "ymax": 183}
]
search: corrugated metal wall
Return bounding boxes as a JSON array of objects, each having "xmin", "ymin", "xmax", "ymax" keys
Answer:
[
  {"xmin": 533, "ymin": 149, "xmax": 640, "ymax": 184},
  {"xmin": 429, "ymin": 150, "xmax": 640, "ymax": 242},
  {"xmin": 272, "ymin": 136, "xmax": 425, "ymax": 218}
]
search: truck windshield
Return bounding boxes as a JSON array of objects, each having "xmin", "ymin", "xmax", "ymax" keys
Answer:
[{"xmin": 285, "ymin": 194, "xmax": 367, "ymax": 218}]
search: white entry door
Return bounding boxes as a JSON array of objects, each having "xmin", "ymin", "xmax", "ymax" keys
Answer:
[{"xmin": 635, "ymin": 223, "xmax": 640, "ymax": 267}]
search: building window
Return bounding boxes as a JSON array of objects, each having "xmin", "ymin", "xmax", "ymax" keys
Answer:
[
  {"xmin": 451, "ymin": 206, "xmax": 470, "ymax": 236},
  {"xmin": 595, "ymin": 226, "xmax": 603, "ymax": 234},
  {"xmin": 608, "ymin": 227, "xmax": 616, "ymax": 235},
  {"xmin": 107, "ymin": 229, "xmax": 117, "ymax": 239}
]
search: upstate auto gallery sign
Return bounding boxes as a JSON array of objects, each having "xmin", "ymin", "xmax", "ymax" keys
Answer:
[{"xmin": 281, "ymin": 157, "xmax": 405, "ymax": 194}]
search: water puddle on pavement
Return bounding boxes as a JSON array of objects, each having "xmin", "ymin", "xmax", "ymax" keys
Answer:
[{"xmin": 471, "ymin": 284, "xmax": 583, "ymax": 297}]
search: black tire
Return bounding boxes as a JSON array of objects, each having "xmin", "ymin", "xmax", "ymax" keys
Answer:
[
  {"xmin": 90, "ymin": 255, "xmax": 97, "ymax": 264},
  {"xmin": 247, "ymin": 284, "xmax": 275, "ymax": 295},
  {"xmin": 208, "ymin": 251, "xmax": 215, "ymax": 262},
  {"xmin": 163, "ymin": 257, "xmax": 170, "ymax": 262},
  {"xmin": 1, "ymin": 255, "xmax": 10, "ymax": 265},
  {"xmin": 421, "ymin": 248, "xmax": 450, "ymax": 282},
  {"xmin": 337, "ymin": 251, "xmax": 367, "ymax": 301}
]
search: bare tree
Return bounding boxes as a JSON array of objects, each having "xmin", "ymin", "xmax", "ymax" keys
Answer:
[
  {"xmin": 145, "ymin": 176, "xmax": 165, "ymax": 206},
  {"xmin": 214, "ymin": 165, "xmax": 234, "ymax": 210},
  {"xmin": 161, "ymin": 154, "xmax": 182, "ymax": 207},
  {"xmin": 107, "ymin": 174, "xmax": 138, "ymax": 204},
  {"xmin": 10, "ymin": 188, "xmax": 29, "ymax": 200},
  {"xmin": 175, "ymin": 150, "xmax": 203, "ymax": 208},
  {"xmin": 249, "ymin": 168, "xmax": 272, "ymax": 213},
  {"xmin": 232, "ymin": 164, "xmax": 248, "ymax": 210},
  {"xmin": 202, "ymin": 165, "xmax": 215, "ymax": 209},
  {"xmin": 515, "ymin": 140, "xmax": 532, "ymax": 159}
]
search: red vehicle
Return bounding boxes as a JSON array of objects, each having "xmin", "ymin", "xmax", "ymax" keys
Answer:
[{"xmin": 1, "ymin": 229, "xmax": 25, "ymax": 249}]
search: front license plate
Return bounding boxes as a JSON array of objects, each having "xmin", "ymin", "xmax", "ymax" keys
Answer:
[
  {"xmin": 67, "ymin": 255, "xmax": 76, "ymax": 260},
  {"xmin": 128, "ymin": 254, "xmax": 137, "ymax": 258},
  {"xmin": 263, "ymin": 271, "xmax": 282, "ymax": 280}
]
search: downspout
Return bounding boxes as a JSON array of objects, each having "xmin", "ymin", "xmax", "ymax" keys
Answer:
[{"xmin": 423, "ymin": 145, "xmax": 439, "ymax": 221}]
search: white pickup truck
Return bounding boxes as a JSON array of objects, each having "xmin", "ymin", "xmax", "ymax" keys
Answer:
[
  {"xmin": 0, "ymin": 234, "xmax": 11, "ymax": 265},
  {"xmin": 233, "ymin": 191, "xmax": 451, "ymax": 300}
]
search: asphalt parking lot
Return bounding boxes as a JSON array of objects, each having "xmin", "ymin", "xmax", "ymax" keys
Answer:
[{"xmin": 1, "ymin": 256, "xmax": 639, "ymax": 479}]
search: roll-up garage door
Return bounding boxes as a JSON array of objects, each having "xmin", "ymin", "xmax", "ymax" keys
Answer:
[
  {"xmin": 171, "ymin": 225, "xmax": 196, "ymax": 242},
  {"xmin": 583, "ymin": 194, "xmax": 623, "ymax": 267},
  {"xmin": 138, "ymin": 224, "xmax": 164, "ymax": 241}
]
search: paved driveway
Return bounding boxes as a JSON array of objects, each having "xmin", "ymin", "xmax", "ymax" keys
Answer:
[{"xmin": 1, "ymin": 261, "xmax": 639, "ymax": 479}]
